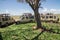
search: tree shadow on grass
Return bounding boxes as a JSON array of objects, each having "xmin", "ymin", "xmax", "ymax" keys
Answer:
[
  {"xmin": 0, "ymin": 32, "xmax": 3, "ymax": 40},
  {"xmin": 31, "ymin": 31, "xmax": 44, "ymax": 40},
  {"xmin": 31, "ymin": 26, "xmax": 60, "ymax": 40},
  {"xmin": 22, "ymin": 29, "xmax": 44, "ymax": 40},
  {"xmin": 40, "ymin": 26, "xmax": 60, "ymax": 34},
  {"xmin": 23, "ymin": 26, "xmax": 60, "ymax": 40}
]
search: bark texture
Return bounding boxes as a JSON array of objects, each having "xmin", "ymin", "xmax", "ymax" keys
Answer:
[{"xmin": 34, "ymin": 9, "xmax": 42, "ymax": 29}]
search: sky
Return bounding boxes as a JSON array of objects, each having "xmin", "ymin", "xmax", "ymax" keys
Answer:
[{"xmin": 0, "ymin": 0, "xmax": 60, "ymax": 15}]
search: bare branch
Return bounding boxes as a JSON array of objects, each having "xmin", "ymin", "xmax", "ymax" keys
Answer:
[{"xmin": 26, "ymin": 0, "xmax": 36, "ymax": 10}]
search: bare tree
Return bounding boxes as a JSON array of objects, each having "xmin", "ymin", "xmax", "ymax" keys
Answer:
[{"xmin": 17, "ymin": 0, "xmax": 45, "ymax": 29}]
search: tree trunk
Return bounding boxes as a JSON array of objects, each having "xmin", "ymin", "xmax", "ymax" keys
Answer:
[{"xmin": 34, "ymin": 9, "xmax": 42, "ymax": 29}]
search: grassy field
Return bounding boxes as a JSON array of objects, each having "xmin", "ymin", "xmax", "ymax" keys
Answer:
[{"xmin": 0, "ymin": 22, "xmax": 60, "ymax": 40}]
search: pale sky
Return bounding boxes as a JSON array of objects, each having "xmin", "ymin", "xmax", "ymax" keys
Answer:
[{"xmin": 0, "ymin": 0, "xmax": 60, "ymax": 15}]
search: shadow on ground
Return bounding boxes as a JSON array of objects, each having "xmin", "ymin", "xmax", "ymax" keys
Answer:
[{"xmin": 0, "ymin": 32, "xmax": 3, "ymax": 40}]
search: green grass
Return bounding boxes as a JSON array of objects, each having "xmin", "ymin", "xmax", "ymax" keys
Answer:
[{"xmin": 0, "ymin": 22, "xmax": 60, "ymax": 40}]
